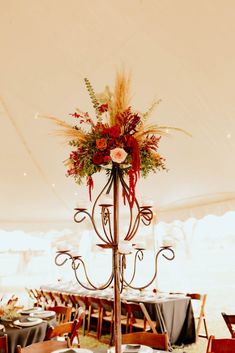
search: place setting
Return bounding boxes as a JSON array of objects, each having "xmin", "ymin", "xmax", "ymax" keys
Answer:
[
  {"xmin": 13, "ymin": 317, "xmax": 43, "ymax": 328},
  {"xmin": 109, "ymin": 344, "xmax": 153, "ymax": 353},
  {"xmin": 19, "ymin": 307, "xmax": 44, "ymax": 315},
  {"xmin": 29, "ymin": 310, "xmax": 56, "ymax": 320},
  {"xmin": 50, "ymin": 349, "xmax": 93, "ymax": 353}
]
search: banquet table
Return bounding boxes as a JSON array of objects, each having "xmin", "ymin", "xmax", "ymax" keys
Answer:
[
  {"xmin": 0, "ymin": 316, "xmax": 55, "ymax": 353},
  {"xmin": 41, "ymin": 285, "xmax": 196, "ymax": 346},
  {"xmin": 143, "ymin": 296, "xmax": 195, "ymax": 345}
]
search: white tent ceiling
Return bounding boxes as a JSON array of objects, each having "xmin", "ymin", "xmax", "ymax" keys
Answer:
[{"xmin": 1, "ymin": 0, "xmax": 235, "ymax": 230}]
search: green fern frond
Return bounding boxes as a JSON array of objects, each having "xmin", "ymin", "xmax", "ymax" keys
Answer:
[{"xmin": 84, "ymin": 78, "xmax": 102, "ymax": 122}]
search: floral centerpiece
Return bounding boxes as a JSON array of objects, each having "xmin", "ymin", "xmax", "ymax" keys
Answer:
[
  {"xmin": 0, "ymin": 303, "xmax": 20, "ymax": 321},
  {"xmin": 49, "ymin": 71, "xmax": 187, "ymax": 353},
  {"xmin": 48, "ymin": 71, "xmax": 186, "ymax": 205}
]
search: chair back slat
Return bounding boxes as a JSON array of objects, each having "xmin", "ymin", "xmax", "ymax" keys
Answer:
[
  {"xmin": 45, "ymin": 307, "xmax": 85, "ymax": 347},
  {"xmin": 206, "ymin": 335, "xmax": 235, "ymax": 352},
  {"xmin": 221, "ymin": 312, "xmax": 235, "ymax": 338},
  {"xmin": 122, "ymin": 332, "xmax": 169, "ymax": 351},
  {"xmin": 47, "ymin": 305, "xmax": 72, "ymax": 323},
  {"xmin": 0, "ymin": 334, "xmax": 8, "ymax": 353}
]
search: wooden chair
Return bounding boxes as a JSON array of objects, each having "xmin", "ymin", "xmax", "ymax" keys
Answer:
[
  {"xmin": 186, "ymin": 293, "xmax": 209, "ymax": 340},
  {"xmin": 16, "ymin": 341, "xmax": 67, "ymax": 353},
  {"xmin": 25, "ymin": 288, "xmax": 41, "ymax": 307},
  {"xmin": 139, "ymin": 302, "xmax": 158, "ymax": 333},
  {"xmin": 47, "ymin": 305, "xmax": 72, "ymax": 323},
  {"xmin": 49, "ymin": 291, "xmax": 64, "ymax": 306},
  {"xmin": 0, "ymin": 334, "xmax": 8, "ymax": 353},
  {"xmin": 45, "ymin": 313, "xmax": 84, "ymax": 347},
  {"xmin": 221, "ymin": 312, "xmax": 235, "ymax": 338},
  {"xmin": 34, "ymin": 289, "xmax": 48, "ymax": 307},
  {"xmin": 206, "ymin": 335, "xmax": 235, "ymax": 352},
  {"xmin": 60, "ymin": 293, "xmax": 74, "ymax": 309},
  {"xmin": 86, "ymin": 296, "xmax": 102, "ymax": 339},
  {"xmin": 73, "ymin": 307, "xmax": 86, "ymax": 345},
  {"xmin": 7, "ymin": 295, "xmax": 18, "ymax": 306},
  {"xmin": 124, "ymin": 302, "xmax": 151, "ymax": 333},
  {"xmin": 70, "ymin": 294, "xmax": 89, "ymax": 335},
  {"xmin": 41, "ymin": 290, "xmax": 54, "ymax": 306},
  {"xmin": 122, "ymin": 332, "xmax": 169, "ymax": 351},
  {"xmin": 99, "ymin": 298, "xmax": 114, "ymax": 344}
]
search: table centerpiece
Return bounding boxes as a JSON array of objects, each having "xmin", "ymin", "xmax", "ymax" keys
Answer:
[{"xmin": 47, "ymin": 70, "xmax": 188, "ymax": 353}]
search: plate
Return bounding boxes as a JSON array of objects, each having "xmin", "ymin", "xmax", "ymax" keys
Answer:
[
  {"xmin": 126, "ymin": 345, "xmax": 141, "ymax": 350},
  {"xmin": 13, "ymin": 318, "xmax": 43, "ymax": 327},
  {"xmin": 110, "ymin": 345, "xmax": 153, "ymax": 353},
  {"xmin": 19, "ymin": 307, "xmax": 43, "ymax": 315},
  {"xmin": 29, "ymin": 310, "xmax": 55, "ymax": 319},
  {"xmin": 0, "ymin": 324, "xmax": 5, "ymax": 331},
  {"xmin": 51, "ymin": 349, "xmax": 93, "ymax": 353}
]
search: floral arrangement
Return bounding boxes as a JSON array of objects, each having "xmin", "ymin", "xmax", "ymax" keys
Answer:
[
  {"xmin": 48, "ymin": 71, "xmax": 186, "ymax": 205},
  {"xmin": 0, "ymin": 303, "xmax": 20, "ymax": 321}
]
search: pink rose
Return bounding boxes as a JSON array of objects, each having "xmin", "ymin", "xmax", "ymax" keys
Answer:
[{"xmin": 110, "ymin": 148, "xmax": 127, "ymax": 164}]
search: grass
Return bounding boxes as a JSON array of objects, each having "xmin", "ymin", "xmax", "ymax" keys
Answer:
[{"xmin": 78, "ymin": 331, "xmax": 209, "ymax": 353}]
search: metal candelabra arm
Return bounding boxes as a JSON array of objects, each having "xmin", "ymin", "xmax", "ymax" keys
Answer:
[
  {"xmin": 119, "ymin": 172, "xmax": 153, "ymax": 241},
  {"xmin": 73, "ymin": 208, "xmax": 91, "ymax": 224},
  {"xmin": 139, "ymin": 206, "xmax": 153, "ymax": 226},
  {"xmin": 55, "ymin": 250, "xmax": 114, "ymax": 291},
  {"xmin": 74, "ymin": 206, "xmax": 114, "ymax": 245},
  {"xmin": 120, "ymin": 249, "xmax": 144, "ymax": 289},
  {"xmin": 55, "ymin": 250, "xmax": 75, "ymax": 267},
  {"xmin": 161, "ymin": 246, "xmax": 175, "ymax": 260},
  {"xmin": 121, "ymin": 246, "xmax": 175, "ymax": 291},
  {"xmin": 73, "ymin": 171, "xmax": 115, "ymax": 245}
]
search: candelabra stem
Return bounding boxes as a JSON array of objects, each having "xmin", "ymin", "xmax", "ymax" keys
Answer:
[{"xmin": 113, "ymin": 165, "xmax": 121, "ymax": 353}]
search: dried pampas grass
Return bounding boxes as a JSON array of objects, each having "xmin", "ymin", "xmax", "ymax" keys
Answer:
[
  {"xmin": 111, "ymin": 70, "xmax": 131, "ymax": 125},
  {"xmin": 41, "ymin": 115, "xmax": 87, "ymax": 143}
]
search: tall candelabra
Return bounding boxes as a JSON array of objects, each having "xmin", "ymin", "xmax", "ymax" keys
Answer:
[{"xmin": 55, "ymin": 165, "xmax": 175, "ymax": 353}]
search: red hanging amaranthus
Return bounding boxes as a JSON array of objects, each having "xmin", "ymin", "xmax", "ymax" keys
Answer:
[
  {"xmin": 87, "ymin": 176, "xmax": 94, "ymax": 202},
  {"xmin": 126, "ymin": 135, "xmax": 140, "ymax": 207}
]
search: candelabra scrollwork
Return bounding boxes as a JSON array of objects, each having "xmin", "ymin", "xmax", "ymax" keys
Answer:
[
  {"xmin": 55, "ymin": 165, "xmax": 175, "ymax": 353},
  {"xmin": 120, "ymin": 246, "xmax": 175, "ymax": 292},
  {"xmin": 55, "ymin": 166, "xmax": 175, "ymax": 292},
  {"xmin": 55, "ymin": 250, "xmax": 114, "ymax": 291},
  {"xmin": 72, "ymin": 168, "xmax": 155, "ymax": 245},
  {"xmin": 55, "ymin": 245, "xmax": 175, "ymax": 293}
]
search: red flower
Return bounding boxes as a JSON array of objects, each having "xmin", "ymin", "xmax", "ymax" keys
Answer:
[
  {"xmin": 109, "ymin": 125, "xmax": 120, "ymax": 138},
  {"xmin": 96, "ymin": 138, "xmax": 107, "ymax": 151},
  {"xmin": 101, "ymin": 127, "xmax": 109, "ymax": 135},
  {"xmin": 108, "ymin": 138, "xmax": 115, "ymax": 147},
  {"xmin": 104, "ymin": 155, "xmax": 111, "ymax": 163},
  {"xmin": 70, "ymin": 112, "xmax": 80, "ymax": 118},
  {"xmin": 94, "ymin": 123, "xmax": 106, "ymax": 132},
  {"xmin": 93, "ymin": 152, "xmax": 104, "ymax": 165},
  {"xmin": 70, "ymin": 151, "xmax": 78, "ymax": 160},
  {"xmin": 97, "ymin": 103, "xmax": 108, "ymax": 113},
  {"xmin": 67, "ymin": 168, "xmax": 76, "ymax": 176}
]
